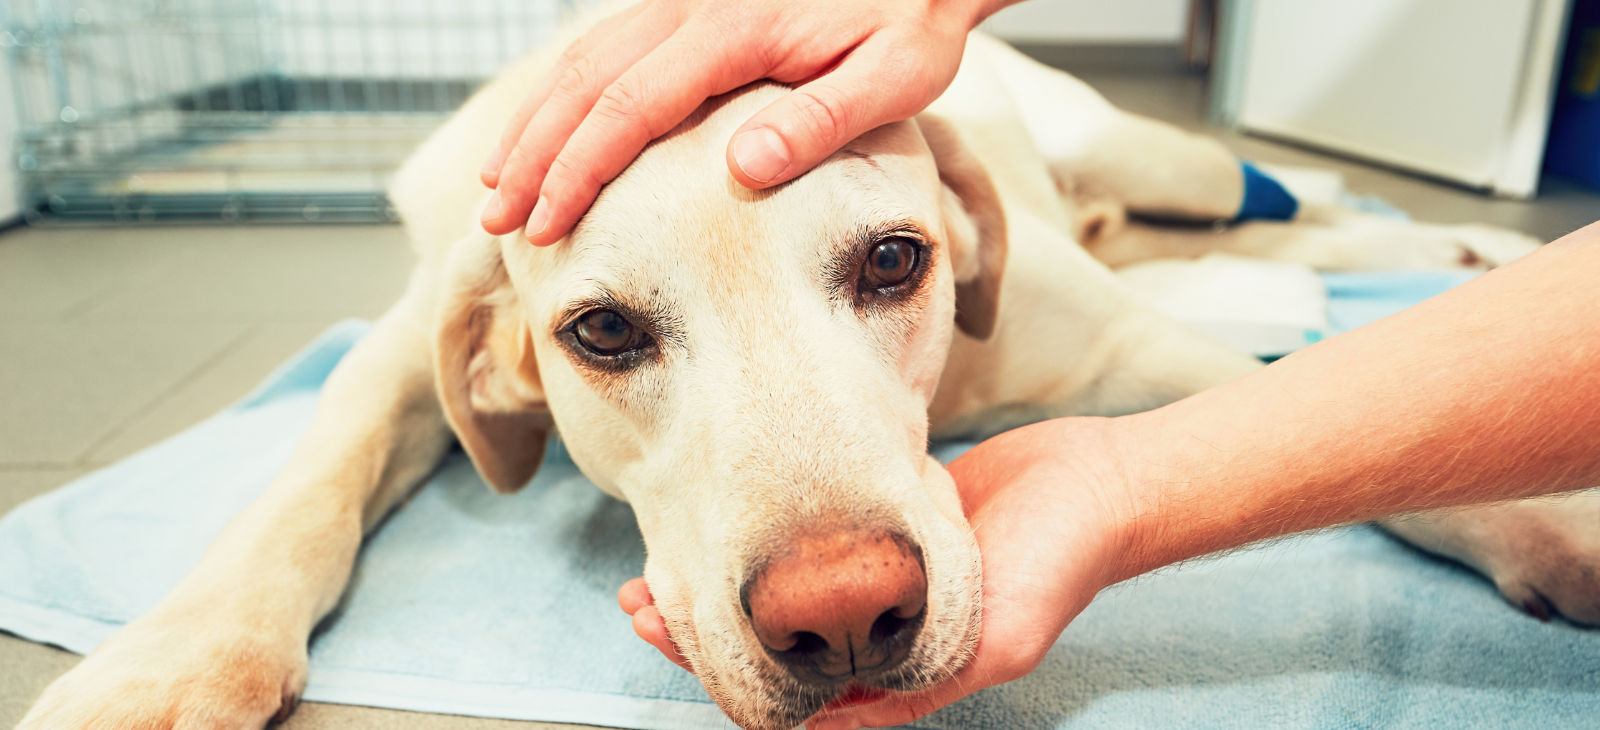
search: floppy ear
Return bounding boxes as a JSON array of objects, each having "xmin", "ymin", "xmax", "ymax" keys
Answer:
[
  {"xmin": 434, "ymin": 232, "xmax": 552, "ymax": 494},
  {"xmin": 916, "ymin": 113, "xmax": 1008, "ymax": 340}
]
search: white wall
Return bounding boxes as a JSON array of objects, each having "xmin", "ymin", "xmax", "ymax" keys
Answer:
[
  {"xmin": 982, "ymin": 0, "xmax": 1188, "ymax": 43},
  {"xmin": 0, "ymin": 45, "xmax": 19, "ymax": 223}
]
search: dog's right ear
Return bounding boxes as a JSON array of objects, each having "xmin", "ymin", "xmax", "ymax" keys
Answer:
[
  {"xmin": 434, "ymin": 232, "xmax": 552, "ymax": 494},
  {"xmin": 916, "ymin": 113, "xmax": 1008, "ymax": 340}
]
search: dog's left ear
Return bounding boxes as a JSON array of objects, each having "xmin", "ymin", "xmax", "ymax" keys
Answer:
[
  {"xmin": 434, "ymin": 231, "xmax": 552, "ymax": 494},
  {"xmin": 916, "ymin": 113, "xmax": 1008, "ymax": 340}
]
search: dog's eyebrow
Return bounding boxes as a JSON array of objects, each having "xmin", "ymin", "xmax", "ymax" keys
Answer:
[{"xmin": 836, "ymin": 149, "xmax": 885, "ymax": 174}]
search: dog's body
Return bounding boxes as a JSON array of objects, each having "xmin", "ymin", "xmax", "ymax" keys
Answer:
[{"xmin": 22, "ymin": 25, "xmax": 1600, "ymax": 730}]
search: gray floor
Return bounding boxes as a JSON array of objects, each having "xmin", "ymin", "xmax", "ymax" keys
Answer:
[{"xmin": 3, "ymin": 69, "xmax": 1600, "ymax": 729}]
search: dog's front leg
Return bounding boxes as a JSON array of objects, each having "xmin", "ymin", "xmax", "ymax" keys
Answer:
[
  {"xmin": 19, "ymin": 273, "xmax": 453, "ymax": 730},
  {"xmin": 1063, "ymin": 308, "xmax": 1266, "ymax": 419}
]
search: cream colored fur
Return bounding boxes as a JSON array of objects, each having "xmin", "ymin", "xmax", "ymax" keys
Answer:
[{"xmin": 23, "ymin": 20, "xmax": 1596, "ymax": 730}]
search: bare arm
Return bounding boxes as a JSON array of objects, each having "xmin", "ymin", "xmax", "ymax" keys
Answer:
[
  {"xmin": 1110, "ymin": 221, "xmax": 1600, "ymax": 581},
  {"xmin": 812, "ymin": 223, "xmax": 1600, "ymax": 730}
]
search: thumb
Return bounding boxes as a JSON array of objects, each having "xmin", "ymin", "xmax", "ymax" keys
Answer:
[{"xmin": 725, "ymin": 35, "xmax": 955, "ymax": 189}]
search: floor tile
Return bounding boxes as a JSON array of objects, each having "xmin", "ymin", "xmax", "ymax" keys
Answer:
[
  {"xmin": 78, "ymin": 226, "xmax": 414, "ymax": 323},
  {"xmin": 87, "ymin": 321, "xmax": 351, "ymax": 462},
  {"xmin": 0, "ymin": 468, "xmax": 91, "ymax": 519},
  {"xmin": 0, "ymin": 227, "xmax": 195, "ymax": 319},
  {"xmin": 0, "ymin": 320, "xmax": 250, "ymax": 464},
  {"xmin": 0, "ymin": 635, "xmax": 79, "ymax": 729}
]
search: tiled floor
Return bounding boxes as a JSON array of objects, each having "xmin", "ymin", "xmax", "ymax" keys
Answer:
[{"xmin": 3, "ymin": 67, "xmax": 1599, "ymax": 729}]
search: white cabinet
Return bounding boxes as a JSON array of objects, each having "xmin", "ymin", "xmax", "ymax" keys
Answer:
[{"xmin": 1215, "ymin": 0, "xmax": 1571, "ymax": 198}]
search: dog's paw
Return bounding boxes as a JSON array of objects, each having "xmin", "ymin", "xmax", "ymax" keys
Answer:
[
  {"xmin": 1443, "ymin": 224, "xmax": 1543, "ymax": 269},
  {"xmin": 1320, "ymin": 213, "xmax": 1543, "ymax": 271},
  {"xmin": 18, "ymin": 609, "xmax": 307, "ymax": 730},
  {"xmin": 1379, "ymin": 491, "xmax": 1600, "ymax": 626}
]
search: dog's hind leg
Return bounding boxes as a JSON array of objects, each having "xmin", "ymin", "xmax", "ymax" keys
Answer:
[
  {"xmin": 19, "ymin": 269, "xmax": 455, "ymax": 730},
  {"xmin": 1086, "ymin": 213, "xmax": 1541, "ymax": 271},
  {"xmin": 1379, "ymin": 491, "xmax": 1600, "ymax": 626},
  {"xmin": 975, "ymin": 35, "xmax": 1541, "ymax": 271},
  {"xmin": 974, "ymin": 35, "xmax": 1246, "ymax": 230}
]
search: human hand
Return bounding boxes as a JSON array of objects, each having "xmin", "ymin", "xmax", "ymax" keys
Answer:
[
  {"xmin": 617, "ymin": 576, "xmax": 692, "ymax": 671},
  {"xmin": 618, "ymin": 416, "xmax": 1138, "ymax": 729},
  {"xmin": 479, "ymin": 0, "xmax": 1004, "ymax": 245},
  {"xmin": 810, "ymin": 417, "xmax": 1134, "ymax": 729}
]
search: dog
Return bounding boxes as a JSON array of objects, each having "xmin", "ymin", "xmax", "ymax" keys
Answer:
[{"xmin": 22, "ymin": 20, "xmax": 1600, "ymax": 730}]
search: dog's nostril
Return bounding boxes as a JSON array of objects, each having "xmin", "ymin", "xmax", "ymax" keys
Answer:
[
  {"xmin": 780, "ymin": 631, "xmax": 830, "ymax": 657},
  {"xmin": 869, "ymin": 606, "xmax": 920, "ymax": 645}
]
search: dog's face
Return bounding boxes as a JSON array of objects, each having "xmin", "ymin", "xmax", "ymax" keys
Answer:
[{"xmin": 433, "ymin": 86, "xmax": 1003, "ymax": 730}]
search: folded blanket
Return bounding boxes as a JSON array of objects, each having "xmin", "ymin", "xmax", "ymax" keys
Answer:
[{"xmin": 1, "ymin": 274, "xmax": 1593, "ymax": 730}]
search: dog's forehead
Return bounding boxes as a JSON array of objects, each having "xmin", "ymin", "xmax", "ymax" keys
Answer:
[
  {"xmin": 502, "ymin": 85, "xmax": 946, "ymax": 337},
  {"xmin": 567, "ymin": 86, "xmax": 938, "ymax": 267}
]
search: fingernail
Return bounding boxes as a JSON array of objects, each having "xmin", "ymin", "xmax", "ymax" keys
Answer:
[
  {"xmin": 734, "ymin": 127, "xmax": 790, "ymax": 184},
  {"xmin": 480, "ymin": 190, "xmax": 502, "ymax": 224},
  {"xmin": 525, "ymin": 196, "xmax": 552, "ymax": 243},
  {"xmin": 481, "ymin": 142, "xmax": 504, "ymax": 177}
]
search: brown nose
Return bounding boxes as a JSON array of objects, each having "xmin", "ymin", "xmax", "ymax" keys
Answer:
[{"xmin": 743, "ymin": 530, "xmax": 927, "ymax": 685}]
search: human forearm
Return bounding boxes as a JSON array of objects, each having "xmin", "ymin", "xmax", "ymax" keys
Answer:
[{"xmin": 1110, "ymin": 222, "xmax": 1600, "ymax": 583}]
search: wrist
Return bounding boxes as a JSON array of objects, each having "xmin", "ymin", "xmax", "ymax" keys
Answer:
[
  {"xmin": 1099, "ymin": 389, "xmax": 1295, "ymax": 586},
  {"xmin": 1096, "ymin": 408, "xmax": 1178, "ymax": 587},
  {"xmin": 1015, "ymin": 414, "xmax": 1155, "ymax": 594}
]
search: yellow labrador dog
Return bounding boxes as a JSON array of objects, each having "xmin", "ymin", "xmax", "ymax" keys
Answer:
[{"xmin": 23, "ymin": 25, "xmax": 1599, "ymax": 730}]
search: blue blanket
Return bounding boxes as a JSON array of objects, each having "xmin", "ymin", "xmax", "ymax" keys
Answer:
[{"xmin": 1, "ymin": 273, "xmax": 1595, "ymax": 729}]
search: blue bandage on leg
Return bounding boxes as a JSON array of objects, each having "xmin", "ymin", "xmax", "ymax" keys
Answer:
[{"xmin": 1235, "ymin": 161, "xmax": 1299, "ymax": 222}]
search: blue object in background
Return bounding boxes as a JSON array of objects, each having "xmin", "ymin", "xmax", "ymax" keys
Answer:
[
  {"xmin": 1235, "ymin": 161, "xmax": 1300, "ymax": 221},
  {"xmin": 1544, "ymin": 0, "xmax": 1600, "ymax": 189}
]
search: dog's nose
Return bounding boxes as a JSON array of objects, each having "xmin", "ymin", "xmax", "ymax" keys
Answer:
[{"xmin": 744, "ymin": 530, "xmax": 927, "ymax": 685}]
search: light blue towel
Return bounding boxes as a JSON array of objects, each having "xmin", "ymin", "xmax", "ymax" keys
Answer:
[
  {"xmin": 1, "ymin": 274, "xmax": 1595, "ymax": 729},
  {"xmin": 1322, "ymin": 271, "xmax": 1480, "ymax": 336}
]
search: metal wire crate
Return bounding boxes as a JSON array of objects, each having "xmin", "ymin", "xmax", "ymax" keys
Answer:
[{"xmin": 2, "ymin": 0, "xmax": 569, "ymax": 224}]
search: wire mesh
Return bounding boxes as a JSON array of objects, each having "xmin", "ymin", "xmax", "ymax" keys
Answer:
[{"xmin": 1, "ymin": 0, "xmax": 569, "ymax": 224}]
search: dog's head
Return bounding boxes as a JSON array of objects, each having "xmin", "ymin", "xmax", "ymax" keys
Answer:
[{"xmin": 432, "ymin": 85, "xmax": 1004, "ymax": 729}]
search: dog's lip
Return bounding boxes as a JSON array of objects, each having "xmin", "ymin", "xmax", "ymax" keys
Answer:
[{"xmin": 821, "ymin": 684, "xmax": 890, "ymax": 712}]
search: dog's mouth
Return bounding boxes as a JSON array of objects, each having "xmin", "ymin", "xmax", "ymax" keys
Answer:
[{"xmin": 822, "ymin": 684, "xmax": 890, "ymax": 712}]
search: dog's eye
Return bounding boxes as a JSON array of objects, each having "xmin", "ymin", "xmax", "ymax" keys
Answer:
[
  {"xmin": 864, "ymin": 237, "xmax": 919, "ymax": 289},
  {"xmin": 573, "ymin": 309, "xmax": 639, "ymax": 356}
]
